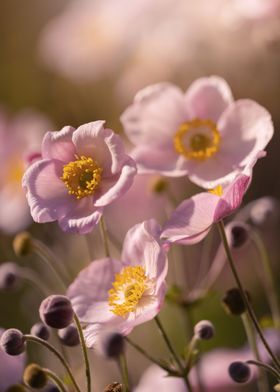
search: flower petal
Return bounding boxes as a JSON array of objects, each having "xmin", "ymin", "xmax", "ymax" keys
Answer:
[
  {"xmin": 22, "ymin": 159, "xmax": 75, "ymax": 223},
  {"xmin": 185, "ymin": 76, "xmax": 233, "ymax": 122},
  {"xmin": 121, "ymin": 83, "xmax": 187, "ymax": 146},
  {"xmin": 42, "ymin": 126, "xmax": 76, "ymax": 161}
]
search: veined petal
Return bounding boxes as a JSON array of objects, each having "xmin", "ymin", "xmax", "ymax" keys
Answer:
[{"xmin": 42, "ymin": 126, "xmax": 76, "ymax": 161}]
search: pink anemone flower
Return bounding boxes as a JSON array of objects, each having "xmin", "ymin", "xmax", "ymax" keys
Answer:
[
  {"xmin": 23, "ymin": 121, "xmax": 136, "ymax": 234},
  {"xmin": 67, "ymin": 220, "xmax": 168, "ymax": 347},
  {"xmin": 120, "ymin": 76, "xmax": 273, "ymax": 189},
  {"xmin": 160, "ymin": 155, "xmax": 262, "ymax": 245}
]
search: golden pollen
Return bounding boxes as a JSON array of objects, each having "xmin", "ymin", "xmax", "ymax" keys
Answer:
[
  {"xmin": 108, "ymin": 265, "xmax": 147, "ymax": 317},
  {"xmin": 173, "ymin": 118, "xmax": 221, "ymax": 161},
  {"xmin": 209, "ymin": 184, "xmax": 223, "ymax": 197},
  {"xmin": 61, "ymin": 155, "xmax": 102, "ymax": 199}
]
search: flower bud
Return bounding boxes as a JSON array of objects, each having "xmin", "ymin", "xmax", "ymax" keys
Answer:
[
  {"xmin": 0, "ymin": 262, "xmax": 21, "ymax": 291},
  {"xmin": 222, "ymin": 288, "xmax": 250, "ymax": 316},
  {"xmin": 104, "ymin": 382, "xmax": 123, "ymax": 392},
  {"xmin": 5, "ymin": 385, "xmax": 26, "ymax": 392},
  {"xmin": 194, "ymin": 320, "xmax": 215, "ymax": 340},
  {"xmin": 23, "ymin": 364, "xmax": 47, "ymax": 388},
  {"xmin": 13, "ymin": 232, "xmax": 33, "ymax": 257},
  {"xmin": 0, "ymin": 328, "xmax": 26, "ymax": 355},
  {"xmin": 30, "ymin": 322, "xmax": 50, "ymax": 341},
  {"xmin": 97, "ymin": 330, "xmax": 125, "ymax": 358},
  {"xmin": 227, "ymin": 222, "xmax": 249, "ymax": 248},
  {"xmin": 58, "ymin": 325, "xmax": 79, "ymax": 347},
  {"xmin": 228, "ymin": 361, "xmax": 251, "ymax": 383},
  {"xmin": 39, "ymin": 295, "xmax": 73, "ymax": 329}
]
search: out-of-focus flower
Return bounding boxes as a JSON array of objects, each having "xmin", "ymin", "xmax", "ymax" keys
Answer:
[
  {"xmin": 161, "ymin": 161, "xmax": 256, "ymax": 245},
  {"xmin": 23, "ymin": 121, "xmax": 136, "ymax": 234},
  {"xmin": 0, "ymin": 329, "xmax": 26, "ymax": 391},
  {"xmin": 0, "ymin": 109, "xmax": 51, "ymax": 234},
  {"xmin": 224, "ymin": 0, "xmax": 280, "ymax": 23},
  {"xmin": 67, "ymin": 220, "xmax": 167, "ymax": 347},
  {"xmin": 121, "ymin": 77, "xmax": 273, "ymax": 189}
]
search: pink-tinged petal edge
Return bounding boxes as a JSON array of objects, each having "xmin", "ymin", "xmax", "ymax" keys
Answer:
[{"xmin": 42, "ymin": 125, "xmax": 76, "ymax": 162}]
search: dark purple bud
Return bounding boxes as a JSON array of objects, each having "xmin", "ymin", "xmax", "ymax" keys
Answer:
[
  {"xmin": 97, "ymin": 331, "xmax": 125, "ymax": 358},
  {"xmin": 228, "ymin": 361, "xmax": 251, "ymax": 383},
  {"xmin": 0, "ymin": 328, "xmax": 26, "ymax": 355},
  {"xmin": 23, "ymin": 363, "xmax": 47, "ymax": 388},
  {"xmin": 58, "ymin": 325, "xmax": 79, "ymax": 347},
  {"xmin": 229, "ymin": 222, "xmax": 249, "ymax": 248},
  {"xmin": 30, "ymin": 322, "xmax": 50, "ymax": 341},
  {"xmin": 194, "ymin": 320, "xmax": 215, "ymax": 340},
  {"xmin": 223, "ymin": 288, "xmax": 250, "ymax": 316},
  {"xmin": 39, "ymin": 295, "xmax": 73, "ymax": 329},
  {"xmin": 0, "ymin": 262, "xmax": 21, "ymax": 291}
]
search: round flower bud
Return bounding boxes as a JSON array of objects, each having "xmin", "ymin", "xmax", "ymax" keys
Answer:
[
  {"xmin": 228, "ymin": 361, "xmax": 251, "ymax": 383},
  {"xmin": 0, "ymin": 262, "xmax": 21, "ymax": 291},
  {"xmin": 23, "ymin": 364, "xmax": 47, "ymax": 388},
  {"xmin": 97, "ymin": 330, "xmax": 125, "ymax": 358},
  {"xmin": 104, "ymin": 382, "xmax": 123, "ymax": 392},
  {"xmin": 194, "ymin": 320, "xmax": 215, "ymax": 340},
  {"xmin": 30, "ymin": 322, "xmax": 50, "ymax": 341},
  {"xmin": 6, "ymin": 385, "xmax": 26, "ymax": 392},
  {"xmin": 228, "ymin": 222, "xmax": 249, "ymax": 248},
  {"xmin": 58, "ymin": 325, "xmax": 79, "ymax": 347},
  {"xmin": 222, "ymin": 288, "xmax": 250, "ymax": 316},
  {"xmin": 13, "ymin": 232, "xmax": 33, "ymax": 257},
  {"xmin": 0, "ymin": 328, "xmax": 26, "ymax": 355},
  {"xmin": 39, "ymin": 295, "xmax": 73, "ymax": 329}
]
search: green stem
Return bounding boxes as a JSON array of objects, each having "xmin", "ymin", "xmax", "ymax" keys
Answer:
[
  {"xmin": 246, "ymin": 360, "xmax": 280, "ymax": 381},
  {"xmin": 251, "ymin": 230, "xmax": 280, "ymax": 328},
  {"xmin": 242, "ymin": 313, "xmax": 269, "ymax": 391},
  {"xmin": 217, "ymin": 221, "xmax": 280, "ymax": 372},
  {"xmin": 100, "ymin": 216, "xmax": 111, "ymax": 258},
  {"xmin": 119, "ymin": 353, "xmax": 130, "ymax": 392},
  {"xmin": 43, "ymin": 368, "xmax": 68, "ymax": 392},
  {"xmin": 24, "ymin": 335, "xmax": 81, "ymax": 392},
  {"xmin": 154, "ymin": 316, "xmax": 193, "ymax": 391},
  {"xmin": 73, "ymin": 313, "xmax": 92, "ymax": 392}
]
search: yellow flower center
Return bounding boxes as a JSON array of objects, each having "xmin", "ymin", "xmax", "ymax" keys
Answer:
[
  {"xmin": 209, "ymin": 184, "xmax": 223, "ymax": 196},
  {"xmin": 61, "ymin": 155, "xmax": 102, "ymax": 199},
  {"xmin": 108, "ymin": 265, "xmax": 147, "ymax": 317},
  {"xmin": 173, "ymin": 118, "xmax": 221, "ymax": 161}
]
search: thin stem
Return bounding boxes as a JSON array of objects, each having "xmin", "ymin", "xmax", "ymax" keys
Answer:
[
  {"xmin": 242, "ymin": 313, "xmax": 269, "ymax": 391},
  {"xmin": 119, "ymin": 353, "xmax": 130, "ymax": 392},
  {"xmin": 73, "ymin": 313, "xmax": 92, "ymax": 392},
  {"xmin": 43, "ymin": 368, "xmax": 68, "ymax": 392},
  {"xmin": 217, "ymin": 221, "xmax": 280, "ymax": 372},
  {"xmin": 185, "ymin": 336, "xmax": 198, "ymax": 371},
  {"xmin": 246, "ymin": 360, "xmax": 280, "ymax": 381},
  {"xmin": 24, "ymin": 335, "xmax": 81, "ymax": 392},
  {"xmin": 100, "ymin": 216, "xmax": 111, "ymax": 258},
  {"xmin": 20, "ymin": 267, "xmax": 51, "ymax": 296},
  {"xmin": 154, "ymin": 316, "xmax": 193, "ymax": 392},
  {"xmin": 251, "ymin": 230, "xmax": 280, "ymax": 328}
]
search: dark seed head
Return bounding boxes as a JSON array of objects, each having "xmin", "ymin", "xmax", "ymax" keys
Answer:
[
  {"xmin": 0, "ymin": 328, "xmax": 26, "ymax": 356},
  {"xmin": 228, "ymin": 361, "xmax": 251, "ymax": 383},
  {"xmin": 194, "ymin": 320, "xmax": 215, "ymax": 340},
  {"xmin": 39, "ymin": 295, "xmax": 73, "ymax": 329},
  {"xmin": 58, "ymin": 325, "xmax": 79, "ymax": 347},
  {"xmin": 30, "ymin": 322, "xmax": 50, "ymax": 341}
]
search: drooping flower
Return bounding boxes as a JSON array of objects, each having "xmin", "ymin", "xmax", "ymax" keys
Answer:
[
  {"xmin": 0, "ymin": 109, "xmax": 51, "ymax": 234},
  {"xmin": 160, "ymin": 155, "xmax": 260, "ymax": 245},
  {"xmin": 121, "ymin": 76, "xmax": 273, "ymax": 189},
  {"xmin": 67, "ymin": 220, "xmax": 167, "ymax": 347},
  {"xmin": 23, "ymin": 121, "xmax": 136, "ymax": 234}
]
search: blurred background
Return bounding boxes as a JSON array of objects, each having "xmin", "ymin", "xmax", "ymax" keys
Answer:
[{"xmin": 1, "ymin": 0, "xmax": 280, "ymax": 390}]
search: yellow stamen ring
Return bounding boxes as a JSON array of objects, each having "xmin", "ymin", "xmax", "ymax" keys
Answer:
[
  {"xmin": 61, "ymin": 155, "xmax": 102, "ymax": 199},
  {"xmin": 173, "ymin": 118, "xmax": 221, "ymax": 161},
  {"xmin": 108, "ymin": 265, "xmax": 147, "ymax": 317}
]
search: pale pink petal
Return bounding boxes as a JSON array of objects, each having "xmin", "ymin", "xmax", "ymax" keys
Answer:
[
  {"xmin": 121, "ymin": 83, "xmax": 188, "ymax": 146},
  {"xmin": 68, "ymin": 258, "xmax": 122, "ymax": 323},
  {"xmin": 161, "ymin": 193, "xmax": 220, "ymax": 244},
  {"xmin": 185, "ymin": 76, "xmax": 233, "ymax": 122},
  {"xmin": 58, "ymin": 198, "xmax": 103, "ymax": 234},
  {"xmin": 42, "ymin": 126, "xmax": 76, "ymax": 161},
  {"xmin": 131, "ymin": 145, "xmax": 188, "ymax": 177},
  {"xmin": 94, "ymin": 157, "xmax": 137, "ymax": 207},
  {"xmin": 122, "ymin": 220, "xmax": 167, "ymax": 287},
  {"xmin": 218, "ymin": 100, "xmax": 273, "ymax": 167},
  {"xmin": 22, "ymin": 159, "xmax": 76, "ymax": 223},
  {"xmin": 73, "ymin": 121, "xmax": 129, "ymax": 176}
]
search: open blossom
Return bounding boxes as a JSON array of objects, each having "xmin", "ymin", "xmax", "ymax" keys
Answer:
[
  {"xmin": 23, "ymin": 121, "xmax": 136, "ymax": 234},
  {"xmin": 160, "ymin": 155, "xmax": 261, "ymax": 245},
  {"xmin": 121, "ymin": 76, "xmax": 273, "ymax": 189},
  {"xmin": 0, "ymin": 328, "xmax": 26, "ymax": 390},
  {"xmin": 0, "ymin": 109, "xmax": 51, "ymax": 234},
  {"xmin": 67, "ymin": 220, "xmax": 167, "ymax": 347}
]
